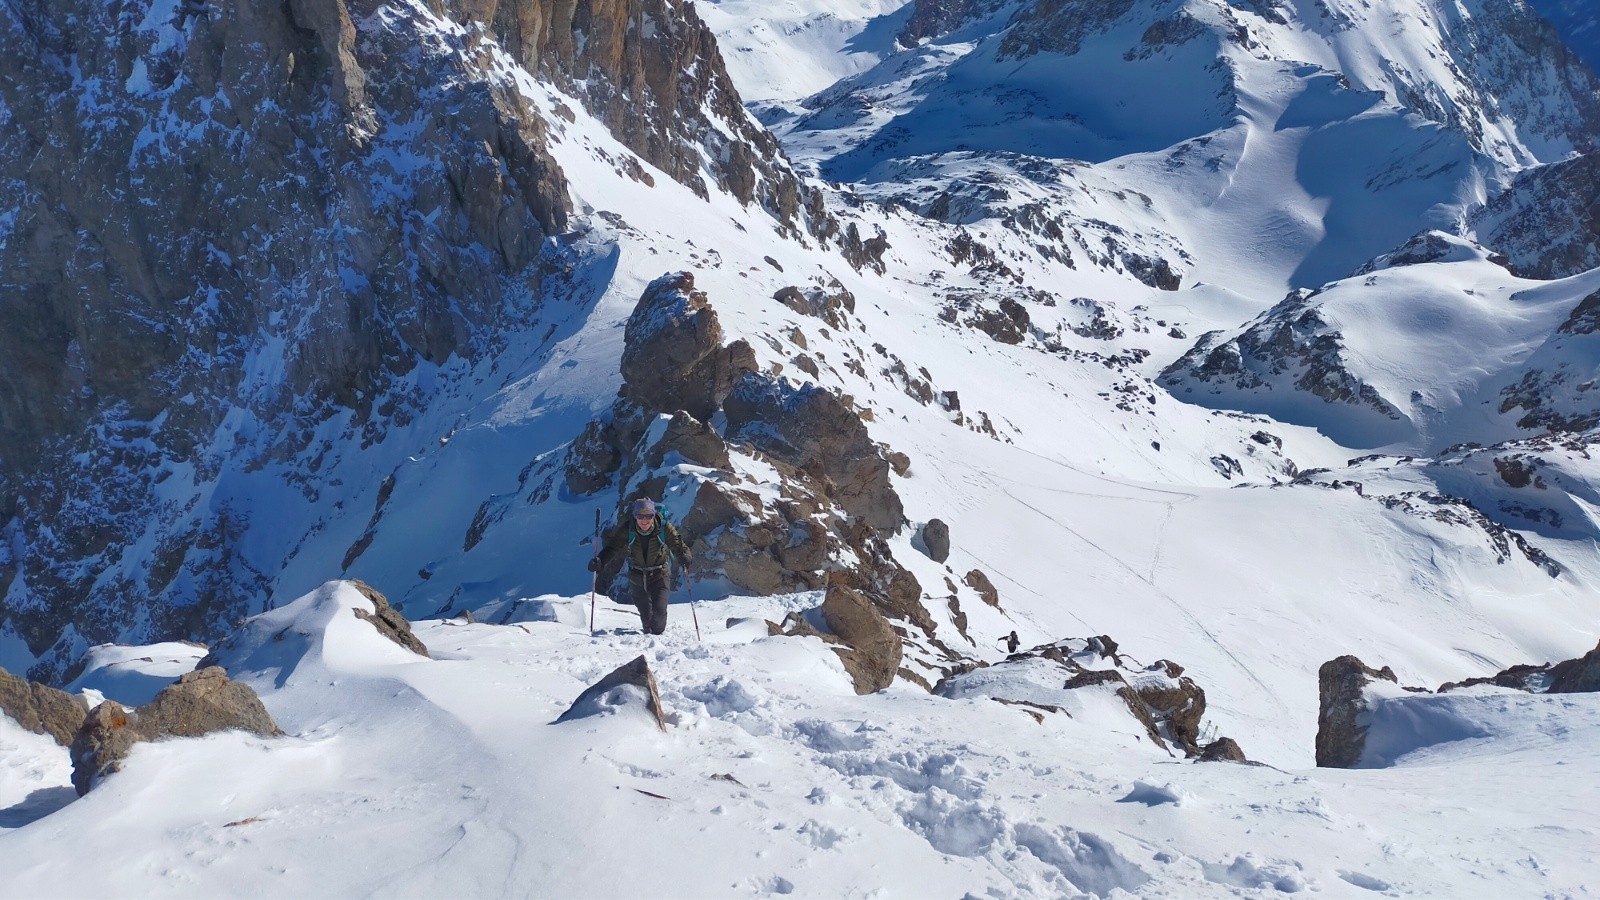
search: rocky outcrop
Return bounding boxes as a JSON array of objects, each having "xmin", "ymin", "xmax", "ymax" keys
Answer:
[
  {"xmin": 69, "ymin": 666, "xmax": 282, "ymax": 795},
  {"xmin": 347, "ymin": 580, "xmax": 429, "ymax": 658},
  {"xmin": 619, "ymin": 273, "xmax": 758, "ymax": 423},
  {"xmin": 0, "ymin": 666, "xmax": 89, "ymax": 746},
  {"xmin": 555, "ymin": 655, "xmax": 666, "ymax": 731},
  {"xmin": 0, "ymin": 0, "xmax": 575, "ymax": 679},
  {"xmin": 897, "ymin": 0, "xmax": 1010, "ymax": 46},
  {"xmin": 0, "ymin": 0, "xmax": 834, "ymax": 681},
  {"xmin": 1438, "ymin": 639, "xmax": 1600, "ymax": 694},
  {"xmin": 773, "ymin": 283, "xmax": 856, "ymax": 331},
  {"xmin": 450, "ymin": 0, "xmax": 829, "ymax": 238},
  {"xmin": 563, "ymin": 273, "xmax": 919, "ymax": 644},
  {"xmin": 724, "ymin": 375, "xmax": 904, "ymax": 532},
  {"xmin": 1159, "ymin": 287, "xmax": 1409, "ymax": 446},
  {"xmin": 1315, "ymin": 655, "xmax": 1398, "ymax": 768},
  {"xmin": 937, "ymin": 636, "xmax": 1240, "ymax": 759},
  {"xmin": 999, "ymin": 0, "xmax": 1139, "ymax": 59},
  {"xmin": 1473, "ymin": 153, "xmax": 1600, "ymax": 279},
  {"xmin": 805, "ymin": 585, "xmax": 905, "ymax": 695},
  {"xmin": 1549, "ymin": 641, "xmax": 1600, "ymax": 693},
  {"xmin": 918, "ymin": 519, "xmax": 951, "ymax": 563}
]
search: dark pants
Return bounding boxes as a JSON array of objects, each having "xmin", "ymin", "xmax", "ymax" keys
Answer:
[{"xmin": 629, "ymin": 568, "xmax": 670, "ymax": 635}]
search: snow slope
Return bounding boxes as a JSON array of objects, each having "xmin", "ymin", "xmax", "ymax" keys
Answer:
[
  {"xmin": 4, "ymin": 583, "xmax": 1599, "ymax": 898},
  {"xmin": 688, "ymin": 0, "xmax": 911, "ymax": 101},
  {"xmin": 5, "ymin": 0, "xmax": 1600, "ymax": 895}
]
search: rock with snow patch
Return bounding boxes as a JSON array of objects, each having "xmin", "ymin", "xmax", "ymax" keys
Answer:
[
  {"xmin": 555, "ymin": 655, "xmax": 666, "ymax": 731},
  {"xmin": 0, "ymin": 665, "xmax": 89, "ymax": 746},
  {"xmin": 1128, "ymin": 664, "xmax": 1208, "ymax": 754},
  {"xmin": 1316, "ymin": 655, "xmax": 1400, "ymax": 768},
  {"xmin": 69, "ymin": 666, "xmax": 282, "ymax": 795}
]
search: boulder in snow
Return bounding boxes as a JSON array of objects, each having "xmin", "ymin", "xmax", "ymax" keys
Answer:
[
  {"xmin": 0, "ymin": 665, "xmax": 89, "ymax": 746},
  {"xmin": 69, "ymin": 666, "xmax": 282, "ymax": 795},
  {"xmin": 773, "ymin": 585, "xmax": 905, "ymax": 695},
  {"xmin": 1316, "ymin": 655, "xmax": 1399, "ymax": 768},
  {"xmin": 918, "ymin": 519, "xmax": 951, "ymax": 563},
  {"xmin": 555, "ymin": 655, "xmax": 667, "ymax": 732},
  {"xmin": 1198, "ymin": 737, "xmax": 1248, "ymax": 763},
  {"xmin": 821, "ymin": 585, "xmax": 904, "ymax": 695},
  {"xmin": 347, "ymin": 580, "xmax": 429, "ymax": 658}
]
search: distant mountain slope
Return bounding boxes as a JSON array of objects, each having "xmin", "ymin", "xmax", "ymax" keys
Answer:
[
  {"xmin": 1160, "ymin": 232, "xmax": 1600, "ymax": 450},
  {"xmin": 757, "ymin": 0, "xmax": 1600, "ymax": 311},
  {"xmin": 1525, "ymin": 0, "xmax": 1600, "ymax": 78}
]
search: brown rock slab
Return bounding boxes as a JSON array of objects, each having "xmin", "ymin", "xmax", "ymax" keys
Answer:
[
  {"xmin": 348, "ymin": 580, "xmax": 430, "ymax": 658},
  {"xmin": 1198, "ymin": 737, "xmax": 1248, "ymax": 763},
  {"xmin": 556, "ymin": 655, "xmax": 667, "ymax": 732},
  {"xmin": 963, "ymin": 569, "xmax": 1000, "ymax": 607},
  {"xmin": 69, "ymin": 666, "xmax": 282, "ymax": 795},
  {"xmin": 820, "ymin": 585, "xmax": 905, "ymax": 695},
  {"xmin": 1547, "ymin": 640, "xmax": 1600, "ymax": 693},
  {"xmin": 0, "ymin": 666, "xmax": 90, "ymax": 746}
]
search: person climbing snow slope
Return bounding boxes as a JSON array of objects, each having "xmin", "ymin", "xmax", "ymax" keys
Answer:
[{"xmin": 589, "ymin": 498, "xmax": 692, "ymax": 635}]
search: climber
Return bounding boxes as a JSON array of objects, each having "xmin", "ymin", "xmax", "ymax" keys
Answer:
[{"xmin": 589, "ymin": 498, "xmax": 692, "ymax": 635}]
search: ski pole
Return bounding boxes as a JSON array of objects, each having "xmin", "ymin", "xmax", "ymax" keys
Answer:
[
  {"xmin": 588, "ymin": 508, "xmax": 600, "ymax": 634},
  {"xmin": 687, "ymin": 568, "xmax": 702, "ymax": 642}
]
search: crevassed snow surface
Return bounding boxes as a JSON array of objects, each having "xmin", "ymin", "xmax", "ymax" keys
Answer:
[{"xmin": 3, "ymin": 582, "xmax": 1598, "ymax": 898}]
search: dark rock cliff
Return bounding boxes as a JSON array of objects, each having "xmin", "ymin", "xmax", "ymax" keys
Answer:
[
  {"xmin": 446, "ymin": 0, "xmax": 830, "ymax": 238},
  {"xmin": 0, "ymin": 0, "xmax": 827, "ymax": 681}
]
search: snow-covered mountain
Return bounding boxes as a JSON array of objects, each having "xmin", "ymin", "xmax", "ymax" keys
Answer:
[
  {"xmin": 7, "ymin": 0, "xmax": 1600, "ymax": 894},
  {"xmin": 1525, "ymin": 0, "xmax": 1600, "ymax": 77}
]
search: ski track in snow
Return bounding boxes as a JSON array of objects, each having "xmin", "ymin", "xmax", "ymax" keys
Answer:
[{"xmin": 998, "ymin": 482, "xmax": 1283, "ymax": 712}]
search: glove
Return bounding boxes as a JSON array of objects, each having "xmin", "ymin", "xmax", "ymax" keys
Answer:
[
  {"xmin": 681, "ymin": 553, "xmax": 693, "ymax": 567},
  {"xmin": 586, "ymin": 557, "xmax": 599, "ymax": 573}
]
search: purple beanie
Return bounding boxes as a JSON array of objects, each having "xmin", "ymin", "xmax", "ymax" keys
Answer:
[{"xmin": 630, "ymin": 498, "xmax": 657, "ymax": 517}]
